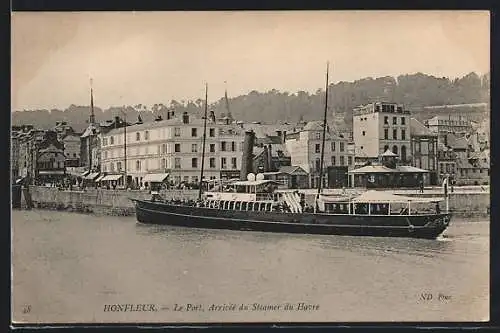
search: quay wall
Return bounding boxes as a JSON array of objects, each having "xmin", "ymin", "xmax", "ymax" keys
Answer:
[
  {"xmin": 27, "ymin": 186, "xmax": 198, "ymax": 216},
  {"xmin": 24, "ymin": 186, "xmax": 489, "ymax": 218}
]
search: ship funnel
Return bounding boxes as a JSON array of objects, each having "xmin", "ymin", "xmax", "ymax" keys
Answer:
[{"xmin": 240, "ymin": 130, "xmax": 255, "ymax": 180}]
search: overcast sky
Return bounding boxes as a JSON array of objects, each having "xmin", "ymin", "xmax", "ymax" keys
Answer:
[{"xmin": 11, "ymin": 11, "xmax": 489, "ymax": 111}]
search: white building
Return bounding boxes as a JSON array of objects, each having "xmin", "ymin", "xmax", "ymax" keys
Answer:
[
  {"xmin": 100, "ymin": 112, "xmax": 245, "ymax": 188},
  {"xmin": 352, "ymin": 102, "xmax": 411, "ymax": 163}
]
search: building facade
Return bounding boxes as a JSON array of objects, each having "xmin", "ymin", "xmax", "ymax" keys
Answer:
[
  {"xmin": 285, "ymin": 121, "xmax": 353, "ymax": 188},
  {"xmin": 424, "ymin": 115, "xmax": 473, "ymax": 138},
  {"xmin": 353, "ymin": 102, "xmax": 411, "ymax": 163},
  {"xmin": 100, "ymin": 112, "xmax": 245, "ymax": 188},
  {"xmin": 409, "ymin": 118, "xmax": 439, "ymax": 185}
]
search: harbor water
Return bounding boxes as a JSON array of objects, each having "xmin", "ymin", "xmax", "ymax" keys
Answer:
[{"xmin": 12, "ymin": 210, "xmax": 489, "ymax": 323}]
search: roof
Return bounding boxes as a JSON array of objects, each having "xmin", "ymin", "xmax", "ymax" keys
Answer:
[
  {"xmin": 396, "ymin": 165, "xmax": 429, "ymax": 173},
  {"xmin": 303, "ymin": 121, "xmax": 324, "ymax": 131},
  {"xmin": 348, "ymin": 165, "xmax": 429, "ymax": 174},
  {"xmin": 348, "ymin": 165, "xmax": 395, "ymax": 174},
  {"xmin": 381, "ymin": 149, "xmax": 397, "ymax": 157},
  {"xmin": 81, "ymin": 124, "xmax": 99, "ymax": 138},
  {"xmin": 279, "ymin": 165, "xmax": 308, "ymax": 175},
  {"xmin": 352, "ymin": 190, "xmax": 442, "ymax": 203},
  {"xmin": 410, "ymin": 118, "xmax": 437, "ymax": 137}
]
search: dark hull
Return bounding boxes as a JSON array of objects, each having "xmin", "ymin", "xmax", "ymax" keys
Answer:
[{"xmin": 132, "ymin": 199, "xmax": 451, "ymax": 239}]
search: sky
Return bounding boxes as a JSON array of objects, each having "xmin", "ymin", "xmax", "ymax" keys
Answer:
[{"xmin": 11, "ymin": 11, "xmax": 490, "ymax": 111}]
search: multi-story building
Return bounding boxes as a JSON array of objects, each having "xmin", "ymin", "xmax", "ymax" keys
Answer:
[
  {"xmin": 424, "ymin": 115, "xmax": 473, "ymax": 145},
  {"xmin": 100, "ymin": 112, "xmax": 245, "ymax": 188},
  {"xmin": 285, "ymin": 121, "xmax": 353, "ymax": 188},
  {"xmin": 352, "ymin": 102, "xmax": 411, "ymax": 163},
  {"xmin": 410, "ymin": 118, "xmax": 439, "ymax": 184},
  {"xmin": 11, "ymin": 132, "xmax": 20, "ymax": 181}
]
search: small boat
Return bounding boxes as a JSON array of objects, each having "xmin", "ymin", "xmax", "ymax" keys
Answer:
[{"xmin": 131, "ymin": 64, "xmax": 452, "ymax": 239}]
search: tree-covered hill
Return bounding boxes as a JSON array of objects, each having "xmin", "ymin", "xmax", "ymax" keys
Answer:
[{"xmin": 12, "ymin": 71, "xmax": 490, "ymax": 133}]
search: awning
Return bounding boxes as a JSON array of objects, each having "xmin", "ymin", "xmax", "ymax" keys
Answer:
[
  {"xmin": 81, "ymin": 170, "xmax": 90, "ymax": 177},
  {"xmin": 142, "ymin": 173, "xmax": 169, "ymax": 183},
  {"xmin": 39, "ymin": 170, "xmax": 65, "ymax": 175},
  {"xmin": 352, "ymin": 190, "xmax": 442, "ymax": 203},
  {"xmin": 85, "ymin": 172, "xmax": 100, "ymax": 180},
  {"xmin": 15, "ymin": 178, "xmax": 24, "ymax": 184},
  {"xmin": 95, "ymin": 174, "xmax": 106, "ymax": 182},
  {"xmin": 101, "ymin": 174, "xmax": 123, "ymax": 181}
]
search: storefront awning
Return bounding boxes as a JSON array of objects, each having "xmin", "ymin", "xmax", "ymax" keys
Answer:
[
  {"xmin": 81, "ymin": 170, "xmax": 90, "ymax": 177},
  {"xmin": 101, "ymin": 174, "xmax": 123, "ymax": 181},
  {"xmin": 95, "ymin": 174, "xmax": 106, "ymax": 182},
  {"xmin": 143, "ymin": 173, "xmax": 169, "ymax": 183},
  {"xmin": 85, "ymin": 172, "xmax": 100, "ymax": 180}
]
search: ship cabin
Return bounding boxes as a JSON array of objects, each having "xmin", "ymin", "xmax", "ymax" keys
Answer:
[
  {"xmin": 202, "ymin": 179, "xmax": 280, "ymax": 212},
  {"xmin": 317, "ymin": 190, "xmax": 445, "ymax": 216}
]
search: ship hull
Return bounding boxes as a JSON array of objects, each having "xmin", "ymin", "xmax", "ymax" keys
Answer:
[{"xmin": 132, "ymin": 199, "xmax": 451, "ymax": 239}]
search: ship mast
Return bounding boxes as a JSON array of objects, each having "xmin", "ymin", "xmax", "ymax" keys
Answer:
[
  {"xmin": 198, "ymin": 83, "xmax": 209, "ymax": 200},
  {"xmin": 315, "ymin": 62, "xmax": 330, "ymax": 211}
]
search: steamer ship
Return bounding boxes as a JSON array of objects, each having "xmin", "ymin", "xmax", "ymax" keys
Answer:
[{"xmin": 132, "ymin": 64, "xmax": 452, "ymax": 239}]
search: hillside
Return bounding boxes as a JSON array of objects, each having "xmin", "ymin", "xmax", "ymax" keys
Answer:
[{"xmin": 12, "ymin": 72, "xmax": 490, "ymax": 133}]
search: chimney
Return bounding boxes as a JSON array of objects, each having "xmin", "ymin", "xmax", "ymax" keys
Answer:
[
  {"xmin": 267, "ymin": 144, "xmax": 273, "ymax": 171},
  {"xmin": 167, "ymin": 111, "xmax": 171, "ymax": 120},
  {"xmin": 240, "ymin": 131, "xmax": 255, "ymax": 180},
  {"xmin": 282, "ymin": 130, "xmax": 286, "ymax": 143},
  {"xmin": 262, "ymin": 145, "xmax": 270, "ymax": 172},
  {"xmin": 182, "ymin": 112, "xmax": 189, "ymax": 124}
]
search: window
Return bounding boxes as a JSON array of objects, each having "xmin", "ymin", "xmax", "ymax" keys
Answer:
[
  {"xmin": 110, "ymin": 162, "xmax": 115, "ymax": 172},
  {"xmin": 384, "ymin": 145, "xmax": 389, "ymax": 152},
  {"xmin": 429, "ymin": 142, "xmax": 434, "ymax": 153},
  {"xmin": 393, "ymin": 129, "xmax": 397, "ymax": 140},
  {"xmin": 362, "ymin": 131, "xmax": 366, "ymax": 136},
  {"xmin": 315, "ymin": 133, "xmax": 321, "ymax": 140},
  {"xmin": 157, "ymin": 145, "xmax": 161, "ymax": 155},
  {"xmin": 209, "ymin": 157, "xmax": 216, "ymax": 168},
  {"xmin": 221, "ymin": 141, "xmax": 227, "ymax": 152},
  {"xmin": 135, "ymin": 160, "xmax": 141, "ymax": 171},
  {"xmin": 117, "ymin": 161, "xmax": 122, "ymax": 171},
  {"xmin": 145, "ymin": 131, "xmax": 149, "ymax": 140},
  {"xmin": 428, "ymin": 157, "xmax": 435, "ymax": 170},
  {"xmin": 136, "ymin": 132, "xmax": 141, "ymax": 141},
  {"xmin": 161, "ymin": 158, "xmax": 166, "ymax": 169},
  {"xmin": 110, "ymin": 136, "xmax": 114, "ymax": 145},
  {"xmin": 384, "ymin": 116, "xmax": 389, "ymax": 124},
  {"xmin": 174, "ymin": 158, "xmax": 181, "ymax": 169},
  {"xmin": 340, "ymin": 156, "xmax": 345, "ymax": 166},
  {"xmin": 392, "ymin": 145, "xmax": 398, "ymax": 155},
  {"xmin": 162, "ymin": 144, "xmax": 166, "ymax": 154},
  {"xmin": 221, "ymin": 157, "xmax": 227, "ymax": 169},
  {"xmin": 209, "ymin": 144, "xmax": 215, "ymax": 153},
  {"xmin": 209, "ymin": 128, "xmax": 215, "ymax": 137},
  {"xmin": 331, "ymin": 156, "xmax": 336, "ymax": 166},
  {"xmin": 401, "ymin": 117, "xmax": 406, "ymax": 125},
  {"xmin": 315, "ymin": 158, "xmax": 321, "ymax": 171},
  {"xmin": 231, "ymin": 157, "xmax": 237, "ymax": 169},
  {"xmin": 348, "ymin": 156, "xmax": 353, "ymax": 166},
  {"xmin": 191, "ymin": 128, "xmax": 197, "ymax": 137},
  {"xmin": 401, "ymin": 145, "xmax": 407, "ymax": 162},
  {"xmin": 192, "ymin": 158, "xmax": 198, "ymax": 168},
  {"xmin": 231, "ymin": 141, "xmax": 236, "ymax": 152},
  {"xmin": 401, "ymin": 129, "xmax": 406, "ymax": 140},
  {"xmin": 393, "ymin": 117, "xmax": 397, "ymax": 125},
  {"xmin": 103, "ymin": 138, "xmax": 108, "ymax": 146},
  {"xmin": 331, "ymin": 142, "xmax": 336, "ymax": 151},
  {"xmin": 384, "ymin": 129, "xmax": 389, "ymax": 140},
  {"xmin": 315, "ymin": 144, "xmax": 321, "ymax": 153},
  {"xmin": 174, "ymin": 128, "xmax": 181, "ymax": 137},
  {"xmin": 192, "ymin": 144, "xmax": 197, "ymax": 153},
  {"xmin": 175, "ymin": 144, "xmax": 181, "ymax": 153},
  {"xmin": 416, "ymin": 142, "xmax": 421, "ymax": 153},
  {"xmin": 340, "ymin": 142, "xmax": 345, "ymax": 152}
]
